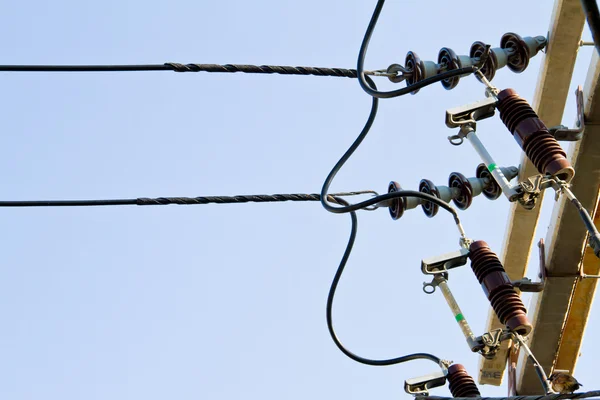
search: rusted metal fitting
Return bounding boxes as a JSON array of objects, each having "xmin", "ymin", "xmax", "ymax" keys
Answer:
[
  {"xmin": 447, "ymin": 364, "xmax": 481, "ymax": 398},
  {"xmin": 497, "ymin": 89, "xmax": 574, "ymax": 182},
  {"xmin": 469, "ymin": 241, "xmax": 532, "ymax": 335}
]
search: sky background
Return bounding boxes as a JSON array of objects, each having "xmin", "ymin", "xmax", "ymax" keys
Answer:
[{"xmin": 0, "ymin": 1, "xmax": 597, "ymax": 399}]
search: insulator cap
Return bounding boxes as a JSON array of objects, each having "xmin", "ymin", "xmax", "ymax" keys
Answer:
[
  {"xmin": 500, "ymin": 32, "xmax": 546, "ymax": 73},
  {"xmin": 447, "ymin": 364, "xmax": 481, "ymax": 398},
  {"xmin": 405, "ymin": 51, "xmax": 424, "ymax": 95},
  {"xmin": 448, "ymin": 172, "xmax": 473, "ymax": 210},
  {"xmin": 470, "ymin": 41, "xmax": 497, "ymax": 81},
  {"xmin": 387, "ymin": 181, "xmax": 405, "ymax": 220},
  {"xmin": 476, "ymin": 163, "xmax": 502, "ymax": 200},
  {"xmin": 438, "ymin": 47, "xmax": 460, "ymax": 90},
  {"xmin": 419, "ymin": 179, "xmax": 441, "ymax": 218}
]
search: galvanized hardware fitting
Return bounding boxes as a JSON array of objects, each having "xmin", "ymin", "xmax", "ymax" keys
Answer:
[
  {"xmin": 516, "ymin": 174, "xmax": 560, "ymax": 209},
  {"xmin": 549, "ymin": 86, "xmax": 585, "ymax": 142},
  {"xmin": 445, "ymin": 100, "xmax": 523, "ymax": 202},
  {"xmin": 477, "ymin": 329, "xmax": 512, "ymax": 359},
  {"xmin": 421, "ymin": 259, "xmax": 514, "ymax": 357},
  {"xmin": 404, "ymin": 371, "xmax": 447, "ymax": 397},
  {"xmin": 421, "ymin": 248, "xmax": 470, "ymax": 276}
]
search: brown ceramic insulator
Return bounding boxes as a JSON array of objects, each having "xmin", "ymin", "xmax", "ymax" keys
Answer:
[
  {"xmin": 500, "ymin": 32, "xmax": 530, "ymax": 73},
  {"xmin": 447, "ymin": 364, "xmax": 481, "ymax": 398},
  {"xmin": 405, "ymin": 51, "xmax": 424, "ymax": 95},
  {"xmin": 497, "ymin": 89, "xmax": 574, "ymax": 182},
  {"xmin": 476, "ymin": 163, "xmax": 501, "ymax": 200},
  {"xmin": 470, "ymin": 41, "xmax": 497, "ymax": 81},
  {"xmin": 419, "ymin": 179, "xmax": 440, "ymax": 218},
  {"xmin": 469, "ymin": 241, "xmax": 533, "ymax": 335},
  {"xmin": 438, "ymin": 47, "xmax": 460, "ymax": 90},
  {"xmin": 448, "ymin": 172, "xmax": 473, "ymax": 210},
  {"xmin": 387, "ymin": 181, "xmax": 405, "ymax": 220}
]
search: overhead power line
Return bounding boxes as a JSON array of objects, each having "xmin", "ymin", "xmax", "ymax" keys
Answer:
[
  {"xmin": 0, "ymin": 191, "xmax": 377, "ymax": 208},
  {"xmin": 0, "ymin": 63, "xmax": 362, "ymax": 78}
]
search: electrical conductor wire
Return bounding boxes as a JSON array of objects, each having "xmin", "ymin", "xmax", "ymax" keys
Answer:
[{"xmin": 326, "ymin": 197, "xmax": 443, "ymax": 367}]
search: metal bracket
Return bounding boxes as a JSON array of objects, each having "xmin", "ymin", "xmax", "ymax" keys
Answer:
[
  {"xmin": 404, "ymin": 371, "xmax": 447, "ymax": 397},
  {"xmin": 445, "ymin": 97, "xmax": 497, "ymax": 129},
  {"xmin": 512, "ymin": 277, "xmax": 544, "ymax": 292},
  {"xmin": 421, "ymin": 248, "xmax": 470, "ymax": 275},
  {"xmin": 422, "ymin": 274, "xmax": 445, "ymax": 294},
  {"xmin": 477, "ymin": 328, "xmax": 512, "ymax": 359},
  {"xmin": 549, "ymin": 85, "xmax": 585, "ymax": 141},
  {"xmin": 517, "ymin": 174, "xmax": 560, "ymax": 209}
]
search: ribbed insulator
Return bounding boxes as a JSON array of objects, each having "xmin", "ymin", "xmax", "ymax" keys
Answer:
[
  {"xmin": 447, "ymin": 364, "xmax": 481, "ymax": 398},
  {"xmin": 496, "ymin": 92, "xmax": 537, "ymax": 132},
  {"xmin": 469, "ymin": 240, "xmax": 532, "ymax": 335},
  {"xmin": 497, "ymin": 89, "xmax": 574, "ymax": 182}
]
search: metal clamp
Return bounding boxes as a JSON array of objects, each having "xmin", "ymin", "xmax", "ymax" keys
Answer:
[
  {"xmin": 477, "ymin": 328, "xmax": 511, "ymax": 359},
  {"xmin": 421, "ymin": 248, "xmax": 470, "ymax": 276},
  {"xmin": 549, "ymin": 86, "xmax": 585, "ymax": 142},
  {"xmin": 404, "ymin": 371, "xmax": 447, "ymax": 397},
  {"xmin": 516, "ymin": 174, "xmax": 560, "ymax": 209},
  {"xmin": 423, "ymin": 275, "xmax": 444, "ymax": 294},
  {"xmin": 445, "ymin": 96, "xmax": 497, "ymax": 135}
]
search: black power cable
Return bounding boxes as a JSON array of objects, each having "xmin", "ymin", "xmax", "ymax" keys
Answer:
[
  {"xmin": 0, "ymin": 63, "xmax": 358, "ymax": 78},
  {"xmin": 0, "ymin": 191, "xmax": 376, "ymax": 208},
  {"xmin": 356, "ymin": 0, "xmax": 476, "ymax": 98},
  {"xmin": 319, "ymin": 76, "xmax": 460, "ymax": 368},
  {"xmin": 581, "ymin": 0, "xmax": 600, "ymax": 55},
  {"xmin": 319, "ymin": 77, "xmax": 462, "ymax": 226},
  {"xmin": 327, "ymin": 197, "xmax": 443, "ymax": 367}
]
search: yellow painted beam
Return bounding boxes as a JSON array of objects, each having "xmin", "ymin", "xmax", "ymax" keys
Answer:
[
  {"xmin": 517, "ymin": 51, "xmax": 600, "ymax": 394},
  {"xmin": 478, "ymin": 0, "xmax": 585, "ymax": 386},
  {"xmin": 554, "ymin": 194, "xmax": 600, "ymax": 373}
]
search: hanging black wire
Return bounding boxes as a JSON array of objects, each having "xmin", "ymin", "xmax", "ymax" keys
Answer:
[
  {"xmin": 318, "ymin": 76, "xmax": 460, "ymax": 368},
  {"xmin": 326, "ymin": 197, "xmax": 443, "ymax": 367},
  {"xmin": 319, "ymin": 76, "xmax": 462, "ymax": 226},
  {"xmin": 356, "ymin": 0, "xmax": 476, "ymax": 98}
]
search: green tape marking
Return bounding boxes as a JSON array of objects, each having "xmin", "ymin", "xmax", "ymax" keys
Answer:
[
  {"xmin": 487, "ymin": 163, "xmax": 497, "ymax": 172},
  {"xmin": 455, "ymin": 313, "xmax": 465, "ymax": 322}
]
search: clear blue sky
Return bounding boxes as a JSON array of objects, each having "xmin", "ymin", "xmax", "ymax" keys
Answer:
[{"xmin": 0, "ymin": 1, "xmax": 596, "ymax": 399}]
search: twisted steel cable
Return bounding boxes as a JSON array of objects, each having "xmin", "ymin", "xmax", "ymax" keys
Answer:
[
  {"xmin": 0, "ymin": 62, "xmax": 360, "ymax": 78},
  {"xmin": 0, "ymin": 191, "xmax": 378, "ymax": 208}
]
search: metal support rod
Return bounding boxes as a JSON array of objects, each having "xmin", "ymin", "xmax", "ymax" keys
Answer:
[
  {"xmin": 513, "ymin": 333, "xmax": 553, "ymax": 394},
  {"xmin": 461, "ymin": 125, "xmax": 521, "ymax": 201},
  {"xmin": 434, "ymin": 275, "xmax": 480, "ymax": 352},
  {"xmin": 582, "ymin": 274, "xmax": 600, "ymax": 278}
]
